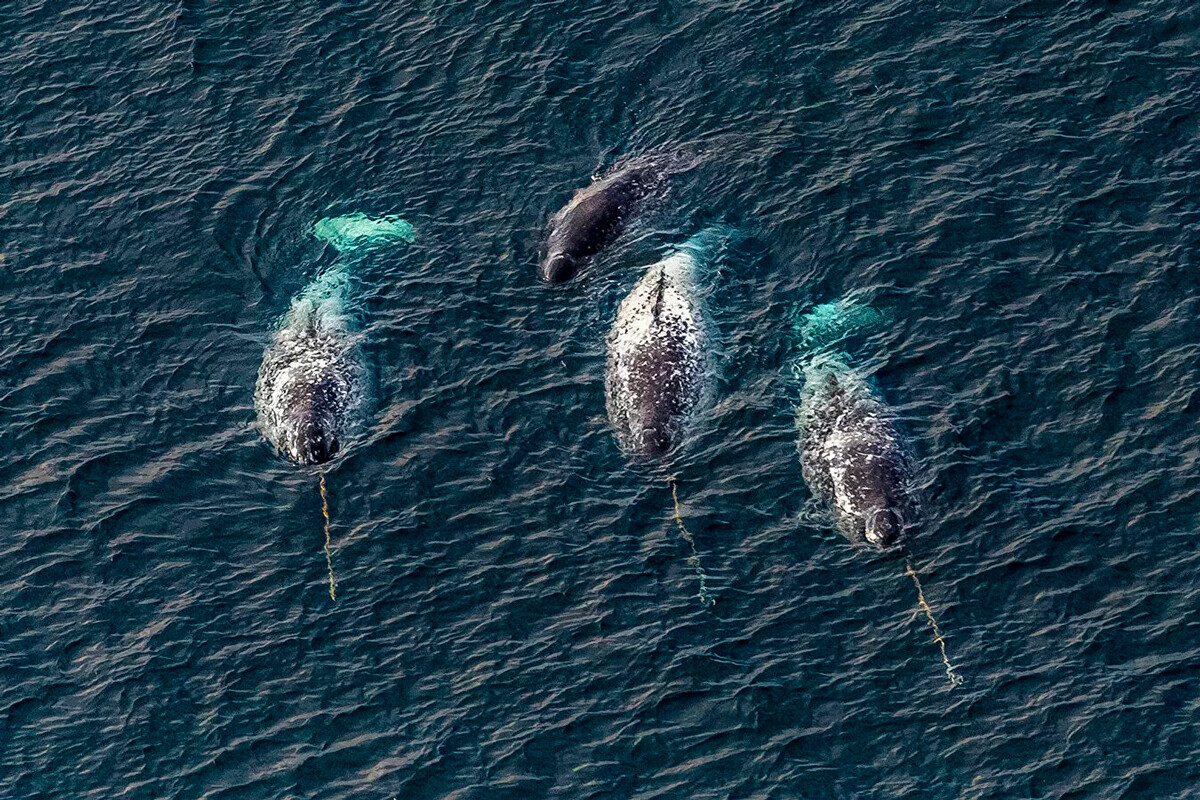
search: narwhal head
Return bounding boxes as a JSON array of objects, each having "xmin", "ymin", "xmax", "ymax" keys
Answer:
[
  {"xmin": 297, "ymin": 415, "xmax": 340, "ymax": 465},
  {"xmin": 638, "ymin": 424, "xmax": 674, "ymax": 459},
  {"xmin": 630, "ymin": 393, "xmax": 683, "ymax": 459},
  {"xmin": 837, "ymin": 456, "xmax": 909, "ymax": 549},
  {"xmin": 541, "ymin": 250, "xmax": 580, "ymax": 283},
  {"xmin": 290, "ymin": 375, "xmax": 344, "ymax": 466},
  {"xmin": 864, "ymin": 507, "xmax": 903, "ymax": 548}
]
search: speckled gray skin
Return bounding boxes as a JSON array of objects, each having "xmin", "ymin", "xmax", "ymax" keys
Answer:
[
  {"xmin": 606, "ymin": 238, "xmax": 715, "ymax": 458},
  {"xmin": 795, "ymin": 353, "xmax": 913, "ymax": 549},
  {"xmin": 255, "ymin": 268, "xmax": 369, "ymax": 466}
]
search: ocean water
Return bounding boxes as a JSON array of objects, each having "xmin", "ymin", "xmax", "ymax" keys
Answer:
[{"xmin": 2, "ymin": 1, "xmax": 1199, "ymax": 798}]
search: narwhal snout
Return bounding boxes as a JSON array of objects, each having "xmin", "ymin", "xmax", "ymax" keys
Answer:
[
  {"xmin": 298, "ymin": 420, "xmax": 340, "ymax": 465},
  {"xmin": 542, "ymin": 252, "xmax": 579, "ymax": 283},
  {"xmin": 865, "ymin": 508, "xmax": 902, "ymax": 548}
]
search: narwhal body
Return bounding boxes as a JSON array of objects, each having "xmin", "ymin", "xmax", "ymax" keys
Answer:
[
  {"xmin": 255, "ymin": 266, "xmax": 367, "ymax": 465},
  {"xmin": 605, "ymin": 228, "xmax": 727, "ymax": 458},
  {"xmin": 255, "ymin": 214, "xmax": 414, "ymax": 465},
  {"xmin": 794, "ymin": 299, "xmax": 914, "ymax": 548},
  {"xmin": 541, "ymin": 154, "xmax": 694, "ymax": 283}
]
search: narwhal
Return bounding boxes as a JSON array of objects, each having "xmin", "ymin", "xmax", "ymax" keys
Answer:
[
  {"xmin": 255, "ymin": 264, "xmax": 367, "ymax": 467},
  {"xmin": 605, "ymin": 228, "xmax": 725, "ymax": 456},
  {"xmin": 793, "ymin": 299, "xmax": 915, "ymax": 549},
  {"xmin": 255, "ymin": 212, "xmax": 414, "ymax": 598},
  {"xmin": 606, "ymin": 227, "xmax": 732, "ymax": 605},
  {"xmin": 793, "ymin": 298, "xmax": 962, "ymax": 686},
  {"xmin": 541, "ymin": 153, "xmax": 694, "ymax": 283}
]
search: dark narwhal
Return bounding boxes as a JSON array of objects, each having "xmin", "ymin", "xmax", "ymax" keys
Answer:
[
  {"xmin": 793, "ymin": 300, "xmax": 914, "ymax": 548},
  {"xmin": 606, "ymin": 228, "xmax": 727, "ymax": 457},
  {"xmin": 255, "ymin": 214, "xmax": 414, "ymax": 465},
  {"xmin": 541, "ymin": 155, "xmax": 691, "ymax": 283}
]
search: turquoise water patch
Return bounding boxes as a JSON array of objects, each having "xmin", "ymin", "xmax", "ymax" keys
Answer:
[{"xmin": 313, "ymin": 213, "xmax": 416, "ymax": 252}]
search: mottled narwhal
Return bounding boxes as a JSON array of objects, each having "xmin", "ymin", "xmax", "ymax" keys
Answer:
[
  {"xmin": 255, "ymin": 214, "xmax": 414, "ymax": 465},
  {"xmin": 606, "ymin": 228, "xmax": 729, "ymax": 458},
  {"xmin": 541, "ymin": 154, "xmax": 692, "ymax": 283},
  {"xmin": 793, "ymin": 299, "xmax": 963, "ymax": 686},
  {"xmin": 793, "ymin": 298, "xmax": 915, "ymax": 549}
]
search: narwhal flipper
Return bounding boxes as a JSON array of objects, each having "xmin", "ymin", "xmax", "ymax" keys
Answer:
[{"xmin": 313, "ymin": 213, "xmax": 416, "ymax": 253}]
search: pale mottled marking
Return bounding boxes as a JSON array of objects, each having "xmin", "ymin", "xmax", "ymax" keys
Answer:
[{"xmin": 605, "ymin": 242, "xmax": 715, "ymax": 457}]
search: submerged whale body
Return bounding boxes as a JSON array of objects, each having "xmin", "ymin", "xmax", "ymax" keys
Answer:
[
  {"xmin": 541, "ymin": 154, "xmax": 692, "ymax": 283},
  {"xmin": 255, "ymin": 214, "xmax": 414, "ymax": 466},
  {"xmin": 794, "ymin": 299, "xmax": 914, "ymax": 548},
  {"xmin": 605, "ymin": 228, "xmax": 727, "ymax": 457}
]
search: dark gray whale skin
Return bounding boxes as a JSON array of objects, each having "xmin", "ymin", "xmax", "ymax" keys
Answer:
[
  {"xmin": 796, "ymin": 360, "xmax": 914, "ymax": 549},
  {"xmin": 290, "ymin": 370, "xmax": 346, "ymax": 465},
  {"xmin": 540, "ymin": 165, "xmax": 664, "ymax": 283}
]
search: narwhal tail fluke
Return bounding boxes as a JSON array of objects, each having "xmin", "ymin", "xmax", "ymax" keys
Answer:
[
  {"xmin": 795, "ymin": 296, "xmax": 885, "ymax": 356},
  {"xmin": 313, "ymin": 213, "xmax": 416, "ymax": 253}
]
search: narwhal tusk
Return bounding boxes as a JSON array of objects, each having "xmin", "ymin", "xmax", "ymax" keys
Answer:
[
  {"xmin": 668, "ymin": 475, "xmax": 715, "ymax": 608},
  {"xmin": 905, "ymin": 558, "xmax": 961, "ymax": 687}
]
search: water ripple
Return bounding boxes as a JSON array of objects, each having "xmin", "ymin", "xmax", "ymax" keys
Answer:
[{"xmin": 2, "ymin": 0, "xmax": 1199, "ymax": 797}]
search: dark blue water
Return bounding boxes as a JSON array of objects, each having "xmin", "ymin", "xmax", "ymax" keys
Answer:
[{"xmin": 3, "ymin": 1, "xmax": 1199, "ymax": 797}]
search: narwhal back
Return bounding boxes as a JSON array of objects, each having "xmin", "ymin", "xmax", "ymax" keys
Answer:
[{"xmin": 605, "ymin": 228, "xmax": 730, "ymax": 457}]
